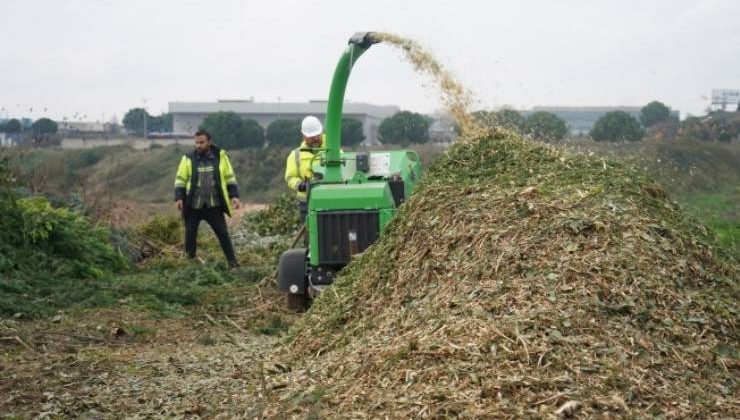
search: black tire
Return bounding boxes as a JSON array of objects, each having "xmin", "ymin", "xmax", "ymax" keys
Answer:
[
  {"xmin": 287, "ymin": 293, "xmax": 309, "ymax": 312},
  {"xmin": 278, "ymin": 248, "xmax": 309, "ymax": 312}
]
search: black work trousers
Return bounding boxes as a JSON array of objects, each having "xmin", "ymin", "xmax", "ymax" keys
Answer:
[
  {"xmin": 297, "ymin": 200, "xmax": 308, "ymax": 247},
  {"xmin": 297, "ymin": 200, "xmax": 308, "ymax": 226},
  {"xmin": 184, "ymin": 206, "xmax": 237, "ymax": 264}
]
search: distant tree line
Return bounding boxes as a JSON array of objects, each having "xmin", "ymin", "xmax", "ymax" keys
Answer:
[
  {"xmin": 0, "ymin": 118, "xmax": 22, "ymax": 134},
  {"xmin": 115, "ymin": 98, "xmax": 738, "ymax": 151},
  {"xmin": 378, "ymin": 111, "xmax": 430, "ymax": 145},
  {"xmin": 122, "ymin": 108, "xmax": 173, "ymax": 136},
  {"xmin": 473, "ymin": 109, "xmax": 569, "ymax": 142},
  {"xmin": 175, "ymin": 111, "xmax": 368, "ymax": 149},
  {"xmin": 0, "ymin": 117, "xmax": 59, "ymax": 146},
  {"xmin": 471, "ymin": 100, "xmax": 738, "ymax": 143},
  {"xmin": 121, "ymin": 106, "xmax": 432, "ymax": 149}
]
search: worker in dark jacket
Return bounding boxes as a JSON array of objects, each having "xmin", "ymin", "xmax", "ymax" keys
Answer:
[{"xmin": 174, "ymin": 129, "xmax": 241, "ymax": 267}]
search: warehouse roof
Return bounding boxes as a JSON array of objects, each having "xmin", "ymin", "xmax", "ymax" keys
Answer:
[{"xmin": 169, "ymin": 100, "xmax": 399, "ymax": 119}]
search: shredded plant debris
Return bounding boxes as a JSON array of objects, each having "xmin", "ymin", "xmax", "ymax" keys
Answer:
[
  {"xmin": 254, "ymin": 34, "xmax": 739, "ymax": 418},
  {"xmin": 262, "ymin": 130, "xmax": 739, "ymax": 418}
]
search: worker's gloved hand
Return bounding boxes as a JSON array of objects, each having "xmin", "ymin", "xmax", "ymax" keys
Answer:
[{"xmin": 297, "ymin": 181, "xmax": 309, "ymax": 192}]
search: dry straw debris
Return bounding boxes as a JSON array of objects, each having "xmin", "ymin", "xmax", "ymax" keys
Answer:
[
  {"xmin": 263, "ymin": 133, "xmax": 738, "ymax": 418},
  {"xmin": 257, "ymin": 34, "xmax": 739, "ymax": 418}
]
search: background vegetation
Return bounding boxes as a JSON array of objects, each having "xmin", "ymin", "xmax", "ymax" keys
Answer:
[{"xmin": 1, "ymin": 104, "xmax": 738, "ymax": 321}]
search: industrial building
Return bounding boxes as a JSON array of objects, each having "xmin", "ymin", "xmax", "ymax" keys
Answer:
[
  {"xmin": 58, "ymin": 121, "xmax": 115, "ymax": 134},
  {"xmin": 169, "ymin": 100, "xmax": 400, "ymax": 145}
]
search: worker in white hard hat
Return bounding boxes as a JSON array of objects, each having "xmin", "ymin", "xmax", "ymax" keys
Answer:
[{"xmin": 284, "ymin": 115, "xmax": 325, "ymax": 224}]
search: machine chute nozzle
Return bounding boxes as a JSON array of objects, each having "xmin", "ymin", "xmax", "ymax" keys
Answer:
[{"xmin": 348, "ymin": 32, "xmax": 380, "ymax": 48}]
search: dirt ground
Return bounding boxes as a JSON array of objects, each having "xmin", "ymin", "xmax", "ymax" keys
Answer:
[{"xmin": 0, "ymin": 285, "xmax": 295, "ymax": 418}]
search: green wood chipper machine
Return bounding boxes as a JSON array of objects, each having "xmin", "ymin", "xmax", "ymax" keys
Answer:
[{"xmin": 277, "ymin": 32, "xmax": 423, "ymax": 310}]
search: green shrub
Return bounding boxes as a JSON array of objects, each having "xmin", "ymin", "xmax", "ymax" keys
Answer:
[
  {"xmin": 76, "ymin": 148, "xmax": 106, "ymax": 167},
  {"xmin": 0, "ymin": 167, "xmax": 130, "ymax": 317},
  {"xmin": 245, "ymin": 192, "xmax": 299, "ymax": 235},
  {"xmin": 524, "ymin": 111, "xmax": 568, "ymax": 141},
  {"xmin": 138, "ymin": 214, "xmax": 183, "ymax": 246},
  {"xmin": 590, "ymin": 111, "xmax": 644, "ymax": 142}
]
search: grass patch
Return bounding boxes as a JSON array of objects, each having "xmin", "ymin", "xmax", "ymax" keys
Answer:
[
  {"xmin": 681, "ymin": 188, "xmax": 740, "ymax": 257},
  {"xmin": 1, "ymin": 254, "xmax": 272, "ymax": 319}
]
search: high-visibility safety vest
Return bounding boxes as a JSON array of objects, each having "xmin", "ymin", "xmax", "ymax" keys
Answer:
[
  {"xmin": 284, "ymin": 135, "xmax": 325, "ymax": 201},
  {"xmin": 174, "ymin": 146, "xmax": 239, "ymax": 216}
]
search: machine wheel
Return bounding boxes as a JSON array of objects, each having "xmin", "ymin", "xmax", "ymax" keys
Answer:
[
  {"xmin": 287, "ymin": 293, "xmax": 310, "ymax": 312},
  {"xmin": 278, "ymin": 248, "xmax": 309, "ymax": 312}
]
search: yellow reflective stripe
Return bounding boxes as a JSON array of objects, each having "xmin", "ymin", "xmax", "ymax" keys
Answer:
[
  {"xmin": 294, "ymin": 149, "xmax": 301, "ymax": 179},
  {"xmin": 174, "ymin": 155, "xmax": 192, "ymax": 188},
  {"xmin": 220, "ymin": 151, "xmax": 234, "ymax": 217},
  {"xmin": 220, "ymin": 151, "xmax": 238, "ymax": 185},
  {"xmin": 285, "ymin": 149, "xmax": 304, "ymax": 193}
]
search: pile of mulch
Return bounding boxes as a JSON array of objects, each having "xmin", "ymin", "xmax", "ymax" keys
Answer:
[
  {"xmin": 260, "ymin": 130, "xmax": 738, "ymax": 418},
  {"xmin": 0, "ymin": 286, "xmax": 294, "ymax": 418}
]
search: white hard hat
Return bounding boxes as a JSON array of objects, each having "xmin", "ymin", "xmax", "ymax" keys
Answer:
[{"xmin": 301, "ymin": 116, "xmax": 323, "ymax": 137}]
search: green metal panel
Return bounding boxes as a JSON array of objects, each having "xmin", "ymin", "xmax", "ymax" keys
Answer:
[
  {"xmin": 307, "ymin": 183, "xmax": 396, "ymax": 267},
  {"xmin": 308, "ymin": 210, "xmax": 320, "ymax": 266},
  {"xmin": 312, "ymin": 150, "xmax": 422, "ymax": 189},
  {"xmin": 309, "ymin": 183, "xmax": 395, "ymax": 211}
]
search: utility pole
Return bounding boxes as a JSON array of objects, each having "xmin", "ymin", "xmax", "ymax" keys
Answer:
[{"xmin": 142, "ymin": 98, "xmax": 148, "ymax": 138}]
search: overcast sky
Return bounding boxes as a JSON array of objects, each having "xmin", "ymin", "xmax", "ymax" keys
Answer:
[{"xmin": 1, "ymin": 0, "xmax": 738, "ymax": 122}]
